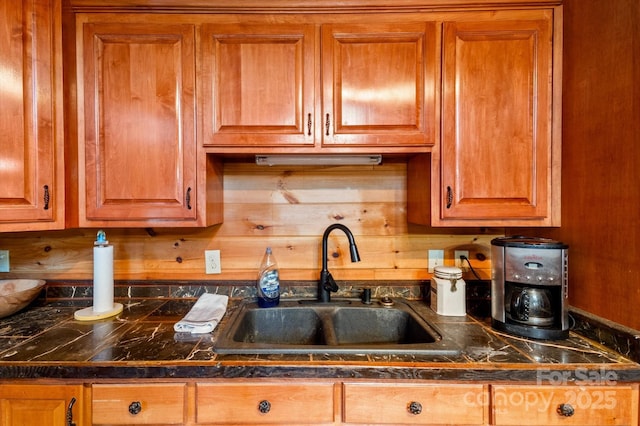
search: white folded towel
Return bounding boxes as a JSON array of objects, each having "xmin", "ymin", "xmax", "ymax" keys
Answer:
[{"xmin": 173, "ymin": 293, "xmax": 229, "ymax": 334}]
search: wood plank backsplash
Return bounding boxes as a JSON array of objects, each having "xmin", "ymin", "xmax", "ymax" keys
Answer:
[{"xmin": 0, "ymin": 162, "xmax": 500, "ymax": 281}]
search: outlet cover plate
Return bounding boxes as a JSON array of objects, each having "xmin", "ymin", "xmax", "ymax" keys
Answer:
[
  {"xmin": 0, "ymin": 250, "xmax": 9, "ymax": 272},
  {"xmin": 428, "ymin": 249, "xmax": 444, "ymax": 273},
  {"xmin": 205, "ymin": 250, "xmax": 221, "ymax": 274},
  {"xmin": 454, "ymin": 250, "xmax": 469, "ymax": 270}
]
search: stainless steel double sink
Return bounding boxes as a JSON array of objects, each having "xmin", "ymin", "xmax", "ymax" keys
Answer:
[{"xmin": 215, "ymin": 298, "xmax": 461, "ymax": 355}]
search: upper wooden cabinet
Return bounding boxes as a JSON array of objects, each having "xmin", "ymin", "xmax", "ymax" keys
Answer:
[
  {"xmin": 409, "ymin": 9, "xmax": 561, "ymax": 227},
  {"xmin": 201, "ymin": 22, "xmax": 437, "ymax": 151},
  {"xmin": 0, "ymin": 0, "xmax": 64, "ymax": 231},
  {"xmin": 201, "ymin": 24, "xmax": 316, "ymax": 147},
  {"xmin": 76, "ymin": 18, "xmax": 222, "ymax": 227},
  {"xmin": 322, "ymin": 23, "xmax": 436, "ymax": 148}
]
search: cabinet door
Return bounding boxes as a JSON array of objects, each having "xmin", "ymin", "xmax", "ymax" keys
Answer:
[
  {"xmin": 0, "ymin": 0, "xmax": 64, "ymax": 231},
  {"xmin": 438, "ymin": 15, "xmax": 558, "ymax": 225},
  {"xmin": 79, "ymin": 21, "xmax": 200, "ymax": 225},
  {"xmin": 343, "ymin": 382, "xmax": 489, "ymax": 424},
  {"xmin": 201, "ymin": 24, "xmax": 316, "ymax": 148},
  {"xmin": 0, "ymin": 384, "xmax": 83, "ymax": 426},
  {"xmin": 492, "ymin": 384, "xmax": 638, "ymax": 425},
  {"xmin": 322, "ymin": 23, "xmax": 437, "ymax": 148}
]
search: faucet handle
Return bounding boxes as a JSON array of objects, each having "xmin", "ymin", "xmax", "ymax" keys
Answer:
[{"xmin": 323, "ymin": 271, "xmax": 339, "ymax": 293}]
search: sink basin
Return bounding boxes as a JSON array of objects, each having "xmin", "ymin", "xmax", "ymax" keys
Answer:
[
  {"xmin": 232, "ymin": 307, "xmax": 327, "ymax": 345},
  {"xmin": 216, "ymin": 299, "xmax": 461, "ymax": 355},
  {"xmin": 330, "ymin": 307, "xmax": 435, "ymax": 345}
]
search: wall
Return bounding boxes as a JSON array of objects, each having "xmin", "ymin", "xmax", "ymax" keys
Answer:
[
  {"xmin": 527, "ymin": 0, "xmax": 640, "ymax": 330},
  {"xmin": 0, "ymin": 162, "xmax": 497, "ymax": 282}
]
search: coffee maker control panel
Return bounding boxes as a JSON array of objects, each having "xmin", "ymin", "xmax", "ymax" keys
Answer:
[{"xmin": 505, "ymin": 247, "xmax": 566, "ymax": 286}]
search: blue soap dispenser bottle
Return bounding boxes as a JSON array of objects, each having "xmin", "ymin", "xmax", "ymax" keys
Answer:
[{"xmin": 257, "ymin": 247, "xmax": 280, "ymax": 308}]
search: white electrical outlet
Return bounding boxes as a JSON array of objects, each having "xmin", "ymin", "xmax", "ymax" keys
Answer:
[
  {"xmin": 0, "ymin": 250, "xmax": 9, "ymax": 272},
  {"xmin": 205, "ymin": 250, "xmax": 221, "ymax": 274},
  {"xmin": 454, "ymin": 250, "xmax": 470, "ymax": 271},
  {"xmin": 428, "ymin": 249, "xmax": 444, "ymax": 273}
]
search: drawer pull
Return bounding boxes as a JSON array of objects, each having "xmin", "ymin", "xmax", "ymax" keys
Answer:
[
  {"xmin": 186, "ymin": 187, "xmax": 192, "ymax": 210},
  {"xmin": 66, "ymin": 397, "xmax": 76, "ymax": 426},
  {"xmin": 407, "ymin": 401, "xmax": 422, "ymax": 415},
  {"xmin": 556, "ymin": 403, "xmax": 574, "ymax": 417},
  {"xmin": 258, "ymin": 400, "xmax": 271, "ymax": 414},
  {"xmin": 129, "ymin": 401, "xmax": 142, "ymax": 415},
  {"xmin": 43, "ymin": 185, "xmax": 50, "ymax": 210}
]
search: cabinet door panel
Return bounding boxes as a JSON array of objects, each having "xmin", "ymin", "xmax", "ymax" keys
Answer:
[
  {"xmin": 81, "ymin": 22, "xmax": 197, "ymax": 223},
  {"xmin": 0, "ymin": 0, "xmax": 64, "ymax": 230},
  {"xmin": 322, "ymin": 23, "xmax": 436, "ymax": 147},
  {"xmin": 440, "ymin": 17, "xmax": 553, "ymax": 221},
  {"xmin": 201, "ymin": 24, "xmax": 316, "ymax": 147},
  {"xmin": 0, "ymin": 384, "xmax": 83, "ymax": 426}
]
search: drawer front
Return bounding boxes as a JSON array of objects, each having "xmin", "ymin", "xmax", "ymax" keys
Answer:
[
  {"xmin": 492, "ymin": 385, "xmax": 638, "ymax": 425},
  {"xmin": 343, "ymin": 383, "xmax": 488, "ymax": 425},
  {"xmin": 92, "ymin": 383, "xmax": 186, "ymax": 425},
  {"xmin": 196, "ymin": 382, "xmax": 335, "ymax": 424}
]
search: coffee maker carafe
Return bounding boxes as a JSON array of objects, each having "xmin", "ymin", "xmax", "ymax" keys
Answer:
[{"xmin": 491, "ymin": 236, "xmax": 569, "ymax": 340}]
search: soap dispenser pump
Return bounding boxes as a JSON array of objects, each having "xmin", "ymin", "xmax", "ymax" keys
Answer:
[{"xmin": 74, "ymin": 230, "xmax": 124, "ymax": 321}]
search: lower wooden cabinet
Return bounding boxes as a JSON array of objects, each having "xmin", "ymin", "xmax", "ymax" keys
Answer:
[
  {"xmin": 4, "ymin": 380, "xmax": 629, "ymax": 426},
  {"xmin": 196, "ymin": 382, "xmax": 335, "ymax": 424},
  {"xmin": 343, "ymin": 382, "xmax": 488, "ymax": 425},
  {"xmin": 0, "ymin": 384, "xmax": 85, "ymax": 426},
  {"xmin": 492, "ymin": 384, "xmax": 639, "ymax": 426},
  {"xmin": 92, "ymin": 383, "xmax": 186, "ymax": 425}
]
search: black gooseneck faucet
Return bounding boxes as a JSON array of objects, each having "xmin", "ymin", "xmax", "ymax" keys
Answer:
[{"xmin": 319, "ymin": 224, "xmax": 360, "ymax": 302}]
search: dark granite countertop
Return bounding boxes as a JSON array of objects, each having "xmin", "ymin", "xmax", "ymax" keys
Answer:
[{"xmin": 1, "ymin": 288, "xmax": 639, "ymax": 383}]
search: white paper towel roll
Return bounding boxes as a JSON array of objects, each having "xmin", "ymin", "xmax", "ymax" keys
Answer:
[{"xmin": 93, "ymin": 245, "xmax": 114, "ymax": 313}]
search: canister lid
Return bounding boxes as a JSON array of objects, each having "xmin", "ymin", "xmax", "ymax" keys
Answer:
[{"xmin": 434, "ymin": 265, "xmax": 463, "ymax": 279}]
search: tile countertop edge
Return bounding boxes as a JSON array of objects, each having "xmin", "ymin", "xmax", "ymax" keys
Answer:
[{"xmin": 2, "ymin": 362, "xmax": 640, "ymax": 382}]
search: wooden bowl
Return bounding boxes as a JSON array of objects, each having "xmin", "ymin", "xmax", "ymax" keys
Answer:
[{"xmin": 0, "ymin": 279, "xmax": 46, "ymax": 319}]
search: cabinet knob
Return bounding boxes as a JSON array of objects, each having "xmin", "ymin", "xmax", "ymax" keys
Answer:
[
  {"xmin": 407, "ymin": 401, "xmax": 422, "ymax": 415},
  {"xmin": 556, "ymin": 403, "xmax": 574, "ymax": 417},
  {"xmin": 446, "ymin": 186, "xmax": 453, "ymax": 209},
  {"xmin": 258, "ymin": 400, "xmax": 271, "ymax": 414},
  {"xmin": 129, "ymin": 401, "xmax": 142, "ymax": 415},
  {"xmin": 307, "ymin": 113, "xmax": 312, "ymax": 136}
]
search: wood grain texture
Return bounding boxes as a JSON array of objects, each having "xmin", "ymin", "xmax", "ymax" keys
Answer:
[
  {"xmin": 79, "ymin": 20, "xmax": 203, "ymax": 225},
  {"xmin": 343, "ymin": 382, "xmax": 489, "ymax": 424},
  {"xmin": 196, "ymin": 382, "xmax": 335, "ymax": 424},
  {"xmin": 435, "ymin": 11, "xmax": 560, "ymax": 226},
  {"xmin": 66, "ymin": 0, "xmax": 563, "ymax": 13},
  {"xmin": 0, "ymin": 0, "xmax": 65, "ymax": 231},
  {"xmin": 515, "ymin": 0, "xmax": 640, "ymax": 330},
  {"xmin": 92, "ymin": 383, "xmax": 186, "ymax": 424},
  {"xmin": 0, "ymin": 163, "xmax": 497, "ymax": 281}
]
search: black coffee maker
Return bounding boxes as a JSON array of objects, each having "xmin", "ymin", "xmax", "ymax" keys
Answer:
[{"xmin": 491, "ymin": 236, "xmax": 569, "ymax": 340}]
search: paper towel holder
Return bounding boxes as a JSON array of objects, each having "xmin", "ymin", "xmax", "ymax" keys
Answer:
[{"xmin": 74, "ymin": 230, "xmax": 123, "ymax": 321}]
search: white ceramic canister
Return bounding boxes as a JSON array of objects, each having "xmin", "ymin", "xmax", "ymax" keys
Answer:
[{"xmin": 430, "ymin": 265, "xmax": 466, "ymax": 316}]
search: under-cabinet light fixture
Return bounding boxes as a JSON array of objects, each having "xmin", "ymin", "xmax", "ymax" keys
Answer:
[{"xmin": 255, "ymin": 154, "xmax": 382, "ymax": 166}]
